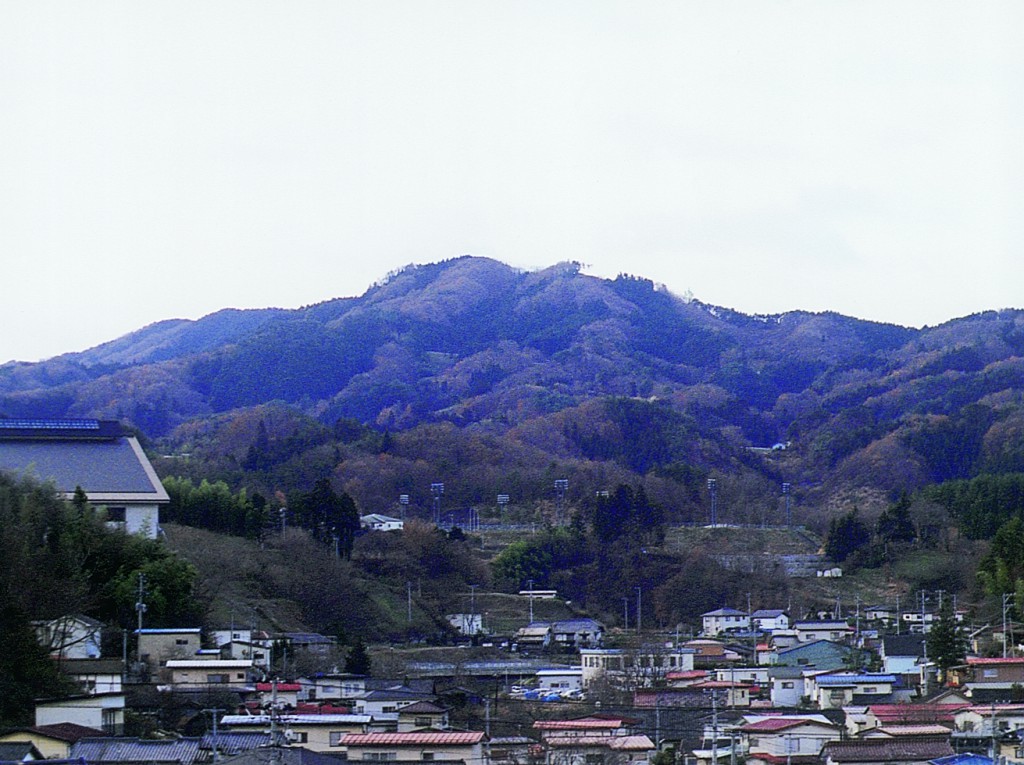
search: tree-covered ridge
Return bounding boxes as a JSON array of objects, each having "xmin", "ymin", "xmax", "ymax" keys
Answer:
[{"xmin": 1, "ymin": 256, "xmax": 1023, "ymax": 521}]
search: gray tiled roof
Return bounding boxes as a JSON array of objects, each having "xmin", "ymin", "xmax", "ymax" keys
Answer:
[
  {"xmin": 0, "ymin": 438, "xmax": 166, "ymax": 499},
  {"xmin": 70, "ymin": 737, "xmax": 202, "ymax": 765}
]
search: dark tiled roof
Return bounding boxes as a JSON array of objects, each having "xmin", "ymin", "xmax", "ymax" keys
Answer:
[
  {"xmin": 25, "ymin": 723, "xmax": 107, "ymax": 742},
  {"xmin": 70, "ymin": 737, "xmax": 201, "ymax": 765},
  {"xmin": 822, "ymin": 739, "xmax": 954, "ymax": 763},
  {"xmin": 219, "ymin": 748, "xmax": 348, "ymax": 765},
  {"xmin": 200, "ymin": 731, "xmax": 273, "ymax": 754},
  {"xmin": 883, "ymin": 635, "xmax": 929, "ymax": 657},
  {"xmin": 0, "ymin": 438, "xmax": 164, "ymax": 497}
]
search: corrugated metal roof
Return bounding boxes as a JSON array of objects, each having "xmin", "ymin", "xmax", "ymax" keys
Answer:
[
  {"xmin": 340, "ymin": 732, "xmax": 484, "ymax": 746},
  {"xmin": 534, "ymin": 717, "xmax": 632, "ymax": 731},
  {"xmin": 815, "ymin": 673, "xmax": 897, "ymax": 686},
  {"xmin": 741, "ymin": 718, "xmax": 834, "ymax": 732},
  {"xmin": 545, "ymin": 736, "xmax": 654, "ymax": 750},
  {"xmin": 221, "ymin": 714, "xmax": 372, "ymax": 725},
  {"xmin": 70, "ymin": 737, "xmax": 202, "ymax": 765}
]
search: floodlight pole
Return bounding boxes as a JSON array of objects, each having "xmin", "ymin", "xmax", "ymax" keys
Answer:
[{"xmin": 707, "ymin": 478, "xmax": 718, "ymax": 527}]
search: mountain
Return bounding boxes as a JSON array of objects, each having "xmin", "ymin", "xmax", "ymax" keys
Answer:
[{"xmin": 2, "ymin": 255, "xmax": 1023, "ymax": 522}]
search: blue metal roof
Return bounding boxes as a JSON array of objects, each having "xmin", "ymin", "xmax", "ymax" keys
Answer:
[{"xmin": 815, "ymin": 673, "xmax": 898, "ymax": 686}]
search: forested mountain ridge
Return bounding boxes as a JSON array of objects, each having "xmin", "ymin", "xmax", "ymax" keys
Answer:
[{"xmin": 2, "ymin": 256, "xmax": 1023, "ymax": 524}]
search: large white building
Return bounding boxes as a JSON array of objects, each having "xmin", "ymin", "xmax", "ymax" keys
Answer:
[{"xmin": 0, "ymin": 419, "xmax": 168, "ymax": 538}]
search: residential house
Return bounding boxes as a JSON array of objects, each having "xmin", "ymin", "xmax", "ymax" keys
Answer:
[
  {"xmin": 952, "ymin": 703, "xmax": 1024, "ymax": 751},
  {"xmin": 533, "ymin": 715, "xmax": 641, "ymax": 739},
  {"xmin": 715, "ymin": 667, "xmax": 770, "ymax": 687},
  {"xmin": 220, "ymin": 713, "xmax": 375, "ymax": 751},
  {"xmin": 859, "ymin": 703, "xmax": 968, "ymax": 735},
  {"xmin": 0, "ymin": 742, "xmax": 43, "ymax": 762},
  {"xmin": 740, "ymin": 714, "xmax": 842, "ymax": 765},
  {"xmin": 337, "ymin": 731, "xmax": 486, "ymax": 762},
  {"xmin": 254, "ymin": 682, "xmax": 302, "ymax": 708},
  {"xmin": 488, "ymin": 736, "xmax": 535, "ymax": 765},
  {"xmin": 551, "ymin": 619, "xmax": 604, "ymax": 650},
  {"xmin": 34, "ymin": 615, "xmax": 103, "ymax": 660},
  {"xmin": 666, "ymin": 670, "xmax": 710, "ymax": 687},
  {"xmin": 360, "ymin": 514, "xmax": 404, "ymax": 532},
  {"xmin": 793, "ymin": 621, "xmax": 853, "ymax": 644},
  {"xmin": 165, "ymin": 659, "xmax": 255, "ymax": 690},
  {"xmin": 137, "ymin": 628, "xmax": 203, "ymax": 672},
  {"xmin": 353, "ymin": 685, "xmax": 438, "ymax": 716},
  {"xmin": 68, "ymin": 732, "xmax": 274, "ymax": 764},
  {"xmin": 544, "ymin": 734, "xmax": 655, "ymax": 765},
  {"xmin": 69, "ymin": 737, "xmax": 202, "ymax": 765},
  {"xmin": 0, "ymin": 418, "xmax": 168, "ymax": 538},
  {"xmin": 0, "ymin": 723, "xmax": 106, "ymax": 759},
  {"xmin": 298, "ymin": 673, "xmax": 367, "ymax": 702},
  {"xmin": 774, "ymin": 640, "xmax": 852, "ymax": 671},
  {"xmin": 280, "ymin": 632, "xmax": 336, "ymax": 658},
  {"xmin": 882, "ymin": 636, "xmax": 928, "ymax": 675},
  {"xmin": 218, "ymin": 746, "xmax": 360, "ymax": 765},
  {"xmin": 962, "ymin": 657, "xmax": 1024, "ymax": 702},
  {"xmin": 702, "ymin": 608, "xmax": 750, "ymax": 636},
  {"xmin": 516, "ymin": 622, "xmax": 553, "ymax": 649},
  {"xmin": 820, "ymin": 738, "xmax": 954, "ymax": 765},
  {"xmin": 768, "ymin": 667, "xmax": 809, "ymax": 708},
  {"xmin": 396, "ymin": 701, "xmax": 449, "ymax": 732},
  {"xmin": 219, "ymin": 639, "xmax": 272, "ymax": 671},
  {"xmin": 809, "ymin": 673, "xmax": 899, "ymax": 710},
  {"xmin": 751, "ymin": 610, "xmax": 791, "ymax": 633},
  {"xmin": 580, "ymin": 646, "xmax": 695, "ymax": 688},
  {"xmin": 59, "ymin": 659, "xmax": 124, "ymax": 695},
  {"xmin": 864, "ymin": 605, "xmax": 898, "ymax": 625},
  {"xmin": 34, "ymin": 693, "xmax": 125, "ymax": 735},
  {"xmin": 684, "ymin": 640, "xmax": 743, "ymax": 668},
  {"xmin": 689, "ymin": 680, "xmax": 752, "ymax": 708}
]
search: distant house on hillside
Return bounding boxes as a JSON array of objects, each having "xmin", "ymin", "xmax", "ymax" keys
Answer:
[
  {"xmin": 360, "ymin": 514, "xmax": 404, "ymax": 532},
  {"xmin": 0, "ymin": 418, "xmax": 168, "ymax": 538}
]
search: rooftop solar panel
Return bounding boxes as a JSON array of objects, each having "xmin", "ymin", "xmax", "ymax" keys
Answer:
[{"xmin": 0, "ymin": 418, "xmax": 100, "ymax": 430}]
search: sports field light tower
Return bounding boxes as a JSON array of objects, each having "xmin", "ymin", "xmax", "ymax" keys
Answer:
[
  {"xmin": 782, "ymin": 482, "xmax": 792, "ymax": 527},
  {"xmin": 497, "ymin": 494, "xmax": 509, "ymax": 525},
  {"xmin": 431, "ymin": 483, "xmax": 444, "ymax": 526},
  {"xmin": 399, "ymin": 494, "xmax": 410, "ymax": 520},
  {"xmin": 707, "ymin": 478, "xmax": 718, "ymax": 527},
  {"xmin": 554, "ymin": 479, "xmax": 569, "ymax": 526}
]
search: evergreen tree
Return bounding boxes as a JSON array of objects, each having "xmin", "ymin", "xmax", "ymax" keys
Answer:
[
  {"xmin": 824, "ymin": 508, "xmax": 871, "ymax": 563},
  {"xmin": 927, "ymin": 600, "xmax": 965, "ymax": 674},
  {"xmin": 344, "ymin": 638, "xmax": 371, "ymax": 675}
]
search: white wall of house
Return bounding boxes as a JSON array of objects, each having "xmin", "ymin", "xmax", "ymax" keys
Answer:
[{"xmin": 35, "ymin": 694, "xmax": 125, "ymax": 735}]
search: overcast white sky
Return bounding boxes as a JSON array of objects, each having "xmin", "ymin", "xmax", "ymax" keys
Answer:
[{"xmin": 2, "ymin": 2, "xmax": 1022, "ymax": 364}]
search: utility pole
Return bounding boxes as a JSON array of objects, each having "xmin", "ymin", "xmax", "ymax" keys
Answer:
[
  {"xmin": 1003, "ymin": 593, "xmax": 1013, "ymax": 658},
  {"xmin": 202, "ymin": 709, "xmax": 225, "ymax": 763},
  {"xmin": 527, "ymin": 580, "xmax": 534, "ymax": 623},
  {"xmin": 623, "ymin": 598, "xmax": 629, "ymax": 631},
  {"xmin": 707, "ymin": 478, "xmax": 718, "ymax": 527},
  {"xmin": 470, "ymin": 584, "xmax": 478, "ymax": 637},
  {"xmin": 407, "ymin": 582, "xmax": 413, "ymax": 624},
  {"xmin": 135, "ymin": 573, "xmax": 147, "ymax": 634},
  {"xmin": 636, "ymin": 587, "xmax": 642, "ymax": 634}
]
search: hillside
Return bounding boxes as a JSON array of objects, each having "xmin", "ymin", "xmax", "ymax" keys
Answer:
[{"xmin": 0, "ymin": 256, "xmax": 1022, "ymax": 526}]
